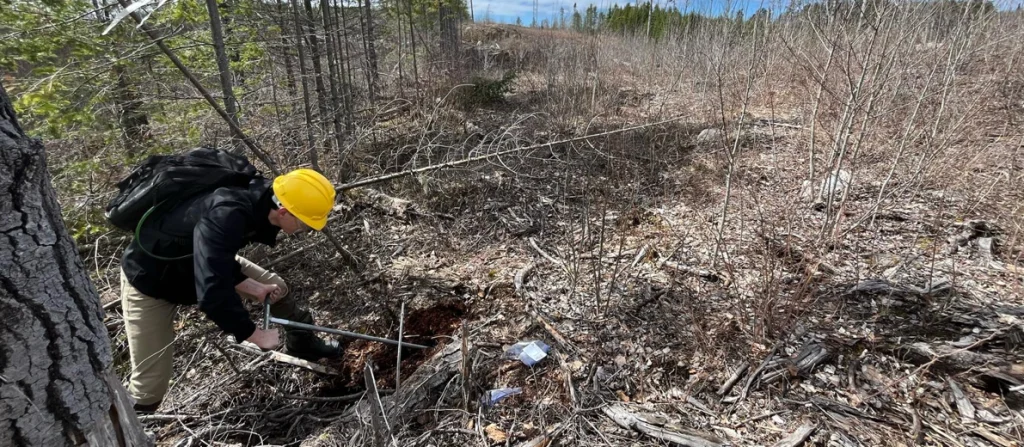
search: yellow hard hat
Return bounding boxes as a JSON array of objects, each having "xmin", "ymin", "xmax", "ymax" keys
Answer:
[{"xmin": 272, "ymin": 169, "xmax": 336, "ymax": 231}]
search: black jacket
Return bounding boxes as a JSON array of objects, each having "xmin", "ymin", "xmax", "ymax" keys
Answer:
[{"xmin": 121, "ymin": 178, "xmax": 280, "ymax": 342}]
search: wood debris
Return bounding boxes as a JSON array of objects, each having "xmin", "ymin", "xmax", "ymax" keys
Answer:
[
  {"xmin": 773, "ymin": 424, "xmax": 816, "ymax": 447},
  {"xmin": 602, "ymin": 404, "xmax": 723, "ymax": 447}
]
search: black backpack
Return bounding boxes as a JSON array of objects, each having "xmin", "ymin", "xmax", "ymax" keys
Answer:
[{"xmin": 105, "ymin": 147, "xmax": 262, "ymax": 259}]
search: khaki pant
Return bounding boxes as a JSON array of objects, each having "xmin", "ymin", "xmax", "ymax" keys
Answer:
[{"xmin": 121, "ymin": 256, "xmax": 304, "ymax": 406}]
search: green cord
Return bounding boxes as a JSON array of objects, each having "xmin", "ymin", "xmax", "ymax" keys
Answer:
[{"xmin": 134, "ymin": 200, "xmax": 193, "ymax": 262}]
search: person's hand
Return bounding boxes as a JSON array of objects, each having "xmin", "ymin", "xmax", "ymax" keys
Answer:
[
  {"xmin": 246, "ymin": 328, "xmax": 281, "ymax": 350},
  {"xmin": 258, "ymin": 283, "xmax": 284, "ymax": 305}
]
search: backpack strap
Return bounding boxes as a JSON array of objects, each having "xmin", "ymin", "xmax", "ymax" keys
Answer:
[{"xmin": 133, "ymin": 201, "xmax": 194, "ymax": 262}]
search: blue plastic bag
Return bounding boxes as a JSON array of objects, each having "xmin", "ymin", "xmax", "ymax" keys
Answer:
[{"xmin": 481, "ymin": 387, "xmax": 522, "ymax": 407}]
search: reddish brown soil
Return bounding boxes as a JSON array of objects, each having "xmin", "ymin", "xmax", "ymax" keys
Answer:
[{"xmin": 333, "ymin": 301, "xmax": 469, "ymax": 389}]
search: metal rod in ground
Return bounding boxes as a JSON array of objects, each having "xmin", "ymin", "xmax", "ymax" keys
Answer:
[
  {"xmin": 268, "ymin": 317, "xmax": 429, "ymax": 349},
  {"xmin": 396, "ymin": 301, "xmax": 405, "ymax": 390},
  {"xmin": 262, "ymin": 300, "xmax": 271, "ymax": 330}
]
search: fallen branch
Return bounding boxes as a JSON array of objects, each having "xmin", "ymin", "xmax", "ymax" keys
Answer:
[
  {"xmin": 529, "ymin": 237, "xmax": 565, "ymax": 268},
  {"xmin": 806, "ymin": 397, "xmax": 892, "ymax": 425},
  {"xmin": 762, "ymin": 344, "xmax": 829, "ymax": 384},
  {"xmin": 602, "ymin": 404, "xmax": 722, "ymax": 447},
  {"xmin": 137, "ymin": 414, "xmax": 196, "ymax": 422},
  {"xmin": 396, "ymin": 301, "xmax": 406, "ymax": 390},
  {"xmin": 631, "ymin": 244, "xmax": 651, "ymax": 268},
  {"xmin": 364, "ymin": 362, "xmax": 391, "ymax": 447},
  {"xmin": 685, "ymin": 396, "xmax": 716, "ymax": 417},
  {"xmin": 733, "ymin": 410, "xmax": 789, "ymax": 428},
  {"xmin": 527, "ymin": 304, "xmax": 575, "ymax": 352},
  {"xmin": 282, "ymin": 391, "xmax": 373, "ymax": 403},
  {"xmin": 868, "ymin": 332, "xmax": 1006, "ymax": 402},
  {"xmin": 661, "ymin": 260, "xmax": 723, "ymax": 283},
  {"xmin": 386, "ymin": 341, "xmax": 469, "ymax": 423},
  {"xmin": 238, "ymin": 342, "xmax": 339, "ymax": 375},
  {"xmin": 322, "ymin": 227, "xmax": 361, "ymax": 270},
  {"xmin": 336, "ymin": 115, "xmax": 689, "ymax": 192},
  {"xmin": 265, "ymin": 243, "xmax": 318, "ymax": 269},
  {"xmin": 736, "ymin": 344, "xmax": 781, "ymax": 404},
  {"xmin": 845, "ymin": 278, "xmax": 951, "ymax": 299},
  {"xmin": 717, "ymin": 362, "xmax": 749, "ymax": 396},
  {"xmin": 773, "ymin": 424, "xmax": 816, "ymax": 447},
  {"xmin": 974, "ymin": 427, "xmax": 1016, "ymax": 447}
]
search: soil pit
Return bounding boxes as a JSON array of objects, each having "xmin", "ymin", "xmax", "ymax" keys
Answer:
[{"xmin": 334, "ymin": 301, "xmax": 469, "ymax": 389}]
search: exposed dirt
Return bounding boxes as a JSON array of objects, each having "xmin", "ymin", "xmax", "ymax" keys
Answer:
[{"xmin": 335, "ymin": 301, "xmax": 469, "ymax": 389}]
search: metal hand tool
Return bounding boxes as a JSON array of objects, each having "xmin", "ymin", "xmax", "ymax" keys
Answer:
[{"xmin": 262, "ymin": 299, "xmax": 429, "ymax": 350}]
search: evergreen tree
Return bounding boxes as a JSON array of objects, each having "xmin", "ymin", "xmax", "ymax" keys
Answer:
[{"xmin": 584, "ymin": 5, "xmax": 598, "ymax": 32}]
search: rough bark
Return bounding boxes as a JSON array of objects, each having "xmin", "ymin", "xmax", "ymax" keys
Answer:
[{"xmin": 0, "ymin": 83, "xmax": 149, "ymax": 446}]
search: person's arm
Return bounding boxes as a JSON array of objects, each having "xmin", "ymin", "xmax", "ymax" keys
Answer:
[
  {"xmin": 235, "ymin": 279, "xmax": 283, "ymax": 304},
  {"xmin": 193, "ymin": 204, "xmax": 258, "ymax": 342}
]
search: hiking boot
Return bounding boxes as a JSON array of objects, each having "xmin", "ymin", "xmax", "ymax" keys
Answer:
[
  {"xmin": 270, "ymin": 291, "xmax": 343, "ymax": 361},
  {"xmin": 133, "ymin": 399, "xmax": 161, "ymax": 414},
  {"xmin": 285, "ymin": 329, "xmax": 344, "ymax": 361}
]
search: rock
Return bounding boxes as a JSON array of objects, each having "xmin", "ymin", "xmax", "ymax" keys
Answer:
[
  {"xmin": 696, "ymin": 128, "xmax": 724, "ymax": 144},
  {"xmin": 819, "ymin": 169, "xmax": 852, "ymax": 202}
]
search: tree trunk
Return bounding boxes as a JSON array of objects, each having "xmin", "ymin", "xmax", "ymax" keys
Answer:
[
  {"xmin": 291, "ymin": 0, "xmax": 319, "ymax": 169},
  {"xmin": 438, "ymin": 0, "xmax": 460, "ymax": 71},
  {"xmin": 275, "ymin": 0, "xmax": 298, "ymax": 95},
  {"xmin": 221, "ymin": 0, "xmax": 244, "ymax": 86},
  {"xmin": 111, "ymin": 63, "xmax": 149, "ymax": 156},
  {"xmin": 407, "ymin": 0, "xmax": 419, "ymax": 93},
  {"xmin": 302, "ymin": 0, "xmax": 333, "ymax": 153},
  {"xmin": 394, "ymin": 0, "xmax": 406, "ymax": 97},
  {"xmin": 206, "ymin": 0, "xmax": 240, "ymax": 126},
  {"xmin": 333, "ymin": 1, "xmax": 355, "ymax": 134},
  {"xmin": 361, "ymin": 0, "xmax": 379, "ymax": 102},
  {"xmin": 320, "ymin": 0, "xmax": 347, "ymax": 156},
  {"xmin": 0, "ymin": 83, "xmax": 150, "ymax": 445}
]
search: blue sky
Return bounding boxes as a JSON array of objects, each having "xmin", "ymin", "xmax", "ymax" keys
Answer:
[
  {"xmin": 469, "ymin": 0, "xmax": 1024, "ymax": 24},
  {"xmin": 470, "ymin": 0, "xmax": 800, "ymax": 24}
]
